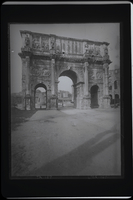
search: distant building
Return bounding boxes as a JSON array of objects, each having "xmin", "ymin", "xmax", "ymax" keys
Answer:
[
  {"xmin": 35, "ymin": 89, "xmax": 46, "ymax": 105},
  {"xmin": 58, "ymin": 90, "xmax": 72, "ymax": 99},
  {"xmin": 108, "ymin": 69, "xmax": 120, "ymax": 105},
  {"xmin": 58, "ymin": 90, "xmax": 72, "ymax": 107}
]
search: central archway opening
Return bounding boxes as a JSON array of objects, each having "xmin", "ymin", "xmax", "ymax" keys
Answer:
[
  {"xmin": 34, "ymin": 83, "xmax": 47, "ymax": 109},
  {"xmin": 58, "ymin": 70, "xmax": 77, "ymax": 109}
]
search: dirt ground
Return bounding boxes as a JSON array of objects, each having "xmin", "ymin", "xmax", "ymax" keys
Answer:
[{"xmin": 11, "ymin": 107, "xmax": 121, "ymax": 177}]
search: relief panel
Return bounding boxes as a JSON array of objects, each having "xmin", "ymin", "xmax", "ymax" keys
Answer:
[
  {"xmin": 96, "ymin": 70, "xmax": 103, "ymax": 79},
  {"xmin": 50, "ymin": 37, "xmax": 56, "ymax": 50},
  {"xmin": 32, "ymin": 35, "xmax": 41, "ymax": 49},
  {"xmin": 24, "ymin": 33, "xmax": 30, "ymax": 47},
  {"xmin": 31, "ymin": 64, "xmax": 51, "ymax": 77},
  {"xmin": 56, "ymin": 38, "xmax": 61, "ymax": 53},
  {"xmin": 88, "ymin": 69, "xmax": 103, "ymax": 81},
  {"xmin": 41, "ymin": 36, "xmax": 49, "ymax": 52},
  {"xmin": 88, "ymin": 69, "xmax": 95, "ymax": 80},
  {"xmin": 84, "ymin": 42, "xmax": 101, "ymax": 56},
  {"xmin": 32, "ymin": 59, "xmax": 50, "ymax": 69}
]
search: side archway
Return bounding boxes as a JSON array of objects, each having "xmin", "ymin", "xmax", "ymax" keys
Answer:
[
  {"xmin": 115, "ymin": 94, "xmax": 119, "ymax": 104},
  {"xmin": 109, "ymin": 94, "xmax": 113, "ymax": 104},
  {"xmin": 34, "ymin": 83, "xmax": 47, "ymax": 109},
  {"xmin": 90, "ymin": 85, "xmax": 99, "ymax": 108}
]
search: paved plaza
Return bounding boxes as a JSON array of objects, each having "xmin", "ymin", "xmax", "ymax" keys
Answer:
[{"xmin": 11, "ymin": 107, "xmax": 121, "ymax": 177}]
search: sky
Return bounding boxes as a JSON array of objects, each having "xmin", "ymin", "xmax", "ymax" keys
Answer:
[{"xmin": 10, "ymin": 23, "xmax": 120, "ymax": 93}]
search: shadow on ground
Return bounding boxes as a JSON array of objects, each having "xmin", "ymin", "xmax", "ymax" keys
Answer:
[
  {"xmin": 27, "ymin": 124, "xmax": 120, "ymax": 177},
  {"xmin": 11, "ymin": 108, "xmax": 37, "ymax": 131}
]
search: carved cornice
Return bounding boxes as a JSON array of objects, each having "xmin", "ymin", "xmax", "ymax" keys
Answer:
[
  {"xmin": 55, "ymin": 56, "xmax": 85, "ymax": 63},
  {"xmin": 20, "ymin": 30, "xmax": 109, "ymax": 46},
  {"xmin": 31, "ymin": 54, "xmax": 51, "ymax": 60},
  {"xmin": 18, "ymin": 52, "xmax": 32, "ymax": 58},
  {"xmin": 103, "ymin": 59, "xmax": 112, "ymax": 65},
  {"xmin": 18, "ymin": 50, "xmax": 112, "ymax": 66}
]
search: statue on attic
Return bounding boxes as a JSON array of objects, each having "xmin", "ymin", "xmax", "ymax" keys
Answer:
[
  {"xmin": 103, "ymin": 46, "xmax": 109, "ymax": 61},
  {"xmin": 25, "ymin": 34, "xmax": 30, "ymax": 47}
]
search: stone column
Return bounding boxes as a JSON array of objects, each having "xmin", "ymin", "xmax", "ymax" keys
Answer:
[
  {"xmin": 79, "ymin": 83, "xmax": 84, "ymax": 109},
  {"xmin": 112, "ymin": 75, "xmax": 115, "ymax": 99},
  {"xmin": 50, "ymin": 58, "xmax": 57, "ymax": 109},
  {"xmin": 73, "ymin": 84, "xmax": 77, "ymax": 108},
  {"xmin": 71, "ymin": 85, "xmax": 74, "ymax": 102},
  {"xmin": 102, "ymin": 63, "xmax": 110, "ymax": 108},
  {"xmin": 104, "ymin": 63, "xmax": 109, "ymax": 95},
  {"xmin": 83, "ymin": 62, "xmax": 91, "ymax": 109},
  {"xmin": 46, "ymin": 89, "xmax": 51, "ymax": 109},
  {"xmin": 51, "ymin": 58, "xmax": 55, "ymax": 95},
  {"xmin": 25, "ymin": 56, "xmax": 30, "ymax": 95},
  {"xmin": 55, "ymin": 80, "xmax": 59, "ymax": 109},
  {"xmin": 84, "ymin": 62, "xmax": 89, "ymax": 96},
  {"xmin": 25, "ymin": 56, "xmax": 31, "ymax": 110},
  {"xmin": 30, "ymin": 86, "xmax": 35, "ymax": 110}
]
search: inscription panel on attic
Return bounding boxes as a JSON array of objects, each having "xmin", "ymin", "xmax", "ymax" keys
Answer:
[{"xmin": 19, "ymin": 30, "xmax": 111, "ymax": 110}]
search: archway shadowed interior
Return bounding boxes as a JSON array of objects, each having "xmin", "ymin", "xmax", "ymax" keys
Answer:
[
  {"xmin": 34, "ymin": 83, "xmax": 47, "ymax": 91},
  {"xmin": 90, "ymin": 85, "xmax": 99, "ymax": 108},
  {"xmin": 115, "ymin": 94, "xmax": 119, "ymax": 104},
  {"xmin": 109, "ymin": 94, "xmax": 113, "ymax": 104}
]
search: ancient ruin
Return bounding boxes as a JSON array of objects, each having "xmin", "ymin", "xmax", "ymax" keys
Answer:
[{"xmin": 18, "ymin": 30, "xmax": 112, "ymax": 110}]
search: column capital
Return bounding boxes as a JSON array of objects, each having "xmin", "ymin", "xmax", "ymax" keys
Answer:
[
  {"xmin": 84, "ymin": 61, "xmax": 89, "ymax": 67},
  {"xmin": 84, "ymin": 61, "xmax": 89, "ymax": 72}
]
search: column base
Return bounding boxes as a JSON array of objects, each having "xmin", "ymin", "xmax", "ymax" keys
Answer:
[
  {"xmin": 50, "ymin": 95, "xmax": 58, "ymax": 109},
  {"xmin": 24, "ymin": 95, "xmax": 31, "ymax": 110},
  {"xmin": 101, "ymin": 95, "xmax": 111, "ymax": 108},
  {"xmin": 82, "ymin": 95, "xmax": 91, "ymax": 109}
]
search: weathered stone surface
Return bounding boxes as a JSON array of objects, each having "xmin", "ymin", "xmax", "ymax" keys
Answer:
[{"xmin": 19, "ymin": 30, "xmax": 112, "ymax": 110}]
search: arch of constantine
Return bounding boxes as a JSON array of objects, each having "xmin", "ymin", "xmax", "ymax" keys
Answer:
[{"xmin": 18, "ymin": 30, "xmax": 112, "ymax": 110}]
